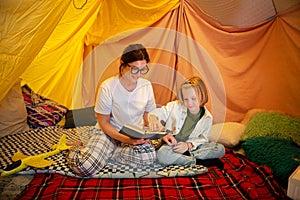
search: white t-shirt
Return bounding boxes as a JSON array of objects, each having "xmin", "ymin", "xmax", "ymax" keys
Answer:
[{"xmin": 94, "ymin": 76, "xmax": 156, "ymax": 131}]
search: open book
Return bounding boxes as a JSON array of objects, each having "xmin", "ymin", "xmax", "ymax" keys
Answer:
[{"xmin": 119, "ymin": 124, "xmax": 167, "ymax": 140}]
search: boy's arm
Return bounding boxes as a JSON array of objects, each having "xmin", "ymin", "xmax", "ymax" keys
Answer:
[
  {"xmin": 149, "ymin": 101, "xmax": 177, "ymax": 123},
  {"xmin": 148, "ymin": 101, "xmax": 176, "ymax": 131},
  {"xmin": 187, "ymin": 117, "xmax": 212, "ymax": 150}
]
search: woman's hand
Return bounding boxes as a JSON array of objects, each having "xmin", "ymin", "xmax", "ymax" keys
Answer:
[
  {"xmin": 162, "ymin": 134, "xmax": 177, "ymax": 146},
  {"xmin": 127, "ymin": 137, "xmax": 150, "ymax": 145},
  {"xmin": 97, "ymin": 113, "xmax": 150, "ymax": 145}
]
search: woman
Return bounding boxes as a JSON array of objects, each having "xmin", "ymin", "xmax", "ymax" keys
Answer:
[{"xmin": 67, "ymin": 44, "xmax": 157, "ymax": 176}]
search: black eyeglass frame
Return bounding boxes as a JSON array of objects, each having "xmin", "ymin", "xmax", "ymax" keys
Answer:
[{"xmin": 126, "ymin": 64, "xmax": 149, "ymax": 75}]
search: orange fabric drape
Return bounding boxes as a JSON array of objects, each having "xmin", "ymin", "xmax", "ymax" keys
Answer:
[
  {"xmin": 179, "ymin": 1, "xmax": 300, "ymax": 121},
  {"xmin": 79, "ymin": 2, "xmax": 300, "ymax": 123}
]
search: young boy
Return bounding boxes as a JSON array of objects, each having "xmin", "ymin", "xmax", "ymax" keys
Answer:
[{"xmin": 149, "ymin": 76, "xmax": 225, "ymax": 167}]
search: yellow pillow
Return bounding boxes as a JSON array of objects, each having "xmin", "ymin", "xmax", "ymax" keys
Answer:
[{"xmin": 209, "ymin": 122, "xmax": 246, "ymax": 147}]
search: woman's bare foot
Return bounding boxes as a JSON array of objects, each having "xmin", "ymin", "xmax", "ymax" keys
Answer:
[{"xmin": 67, "ymin": 141, "xmax": 83, "ymax": 146}]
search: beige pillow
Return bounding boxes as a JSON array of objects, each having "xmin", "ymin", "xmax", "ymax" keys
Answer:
[
  {"xmin": 209, "ymin": 122, "xmax": 246, "ymax": 147},
  {"xmin": 0, "ymin": 81, "xmax": 29, "ymax": 137}
]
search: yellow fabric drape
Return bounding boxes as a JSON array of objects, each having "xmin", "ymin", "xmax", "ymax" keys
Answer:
[
  {"xmin": 85, "ymin": 0, "xmax": 180, "ymax": 45},
  {"xmin": 0, "ymin": 0, "xmax": 71, "ymax": 103},
  {"xmin": 17, "ymin": 0, "xmax": 180, "ymax": 108},
  {"xmin": 20, "ymin": 0, "xmax": 102, "ymax": 108}
]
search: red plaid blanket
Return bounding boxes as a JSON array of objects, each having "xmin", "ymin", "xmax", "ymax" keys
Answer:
[{"xmin": 16, "ymin": 149, "xmax": 287, "ymax": 200}]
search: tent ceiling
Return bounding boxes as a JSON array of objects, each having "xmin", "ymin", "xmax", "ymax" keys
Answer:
[{"xmin": 195, "ymin": 0, "xmax": 300, "ymax": 27}]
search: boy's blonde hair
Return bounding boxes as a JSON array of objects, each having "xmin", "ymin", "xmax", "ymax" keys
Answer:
[{"xmin": 178, "ymin": 76, "xmax": 208, "ymax": 107}]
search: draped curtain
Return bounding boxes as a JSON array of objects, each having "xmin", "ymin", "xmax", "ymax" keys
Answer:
[
  {"xmin": 1, "ymin": 0, "xmax": 299, "ymax": 122},
  {"xmin": 0, "ymin": 0, "xmax": 72, "ymax": 102},
  {"xmin": 78, "ymin": 1, "xmax": 300, "ymax": 122}
]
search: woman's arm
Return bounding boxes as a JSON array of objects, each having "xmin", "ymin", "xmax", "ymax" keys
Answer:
[{"xmin": 96, "ymin": 113, "xmax": 149, "ymax": 145}]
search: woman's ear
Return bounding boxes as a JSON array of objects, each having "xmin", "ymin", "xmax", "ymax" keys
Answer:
[{"xmin": 119, "ymin": 62, "xmax": 126, "ymax": 77}]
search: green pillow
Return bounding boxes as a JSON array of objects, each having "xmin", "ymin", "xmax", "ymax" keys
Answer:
[
  {"xmin": 242, "ymin": 136, "xmax": 300, "ymax": 188},
  {"xmin": 241, "ymin": 112, "xmax": 300, "ymax": 145}
]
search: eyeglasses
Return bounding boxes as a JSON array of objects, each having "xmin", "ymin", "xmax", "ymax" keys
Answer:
[{"xmin": 127, "ymin": 64, "xmax": 149, "ymax": 75}]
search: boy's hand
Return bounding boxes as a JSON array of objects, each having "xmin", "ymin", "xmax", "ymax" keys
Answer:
[
  {"xmin": 148, "ymin": 114, "xmax": 164, "ymax": 131},
  {"xmin": 173, "ymin": 142, "xmax": 189, "ymax": 154},
  {"xmin": 163, "ymin": 135, "xmax": 177, "ymax": 146}
]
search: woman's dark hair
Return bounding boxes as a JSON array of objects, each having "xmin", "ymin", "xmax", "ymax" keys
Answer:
[{"xmin": 119, "ymin": 44, "xmax": 150, "ymax": 76}]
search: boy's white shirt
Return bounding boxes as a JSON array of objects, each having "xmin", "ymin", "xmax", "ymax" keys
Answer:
[{"xmin": 150, "ymin": 100, "xmax": 213, "ymax": 150}]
